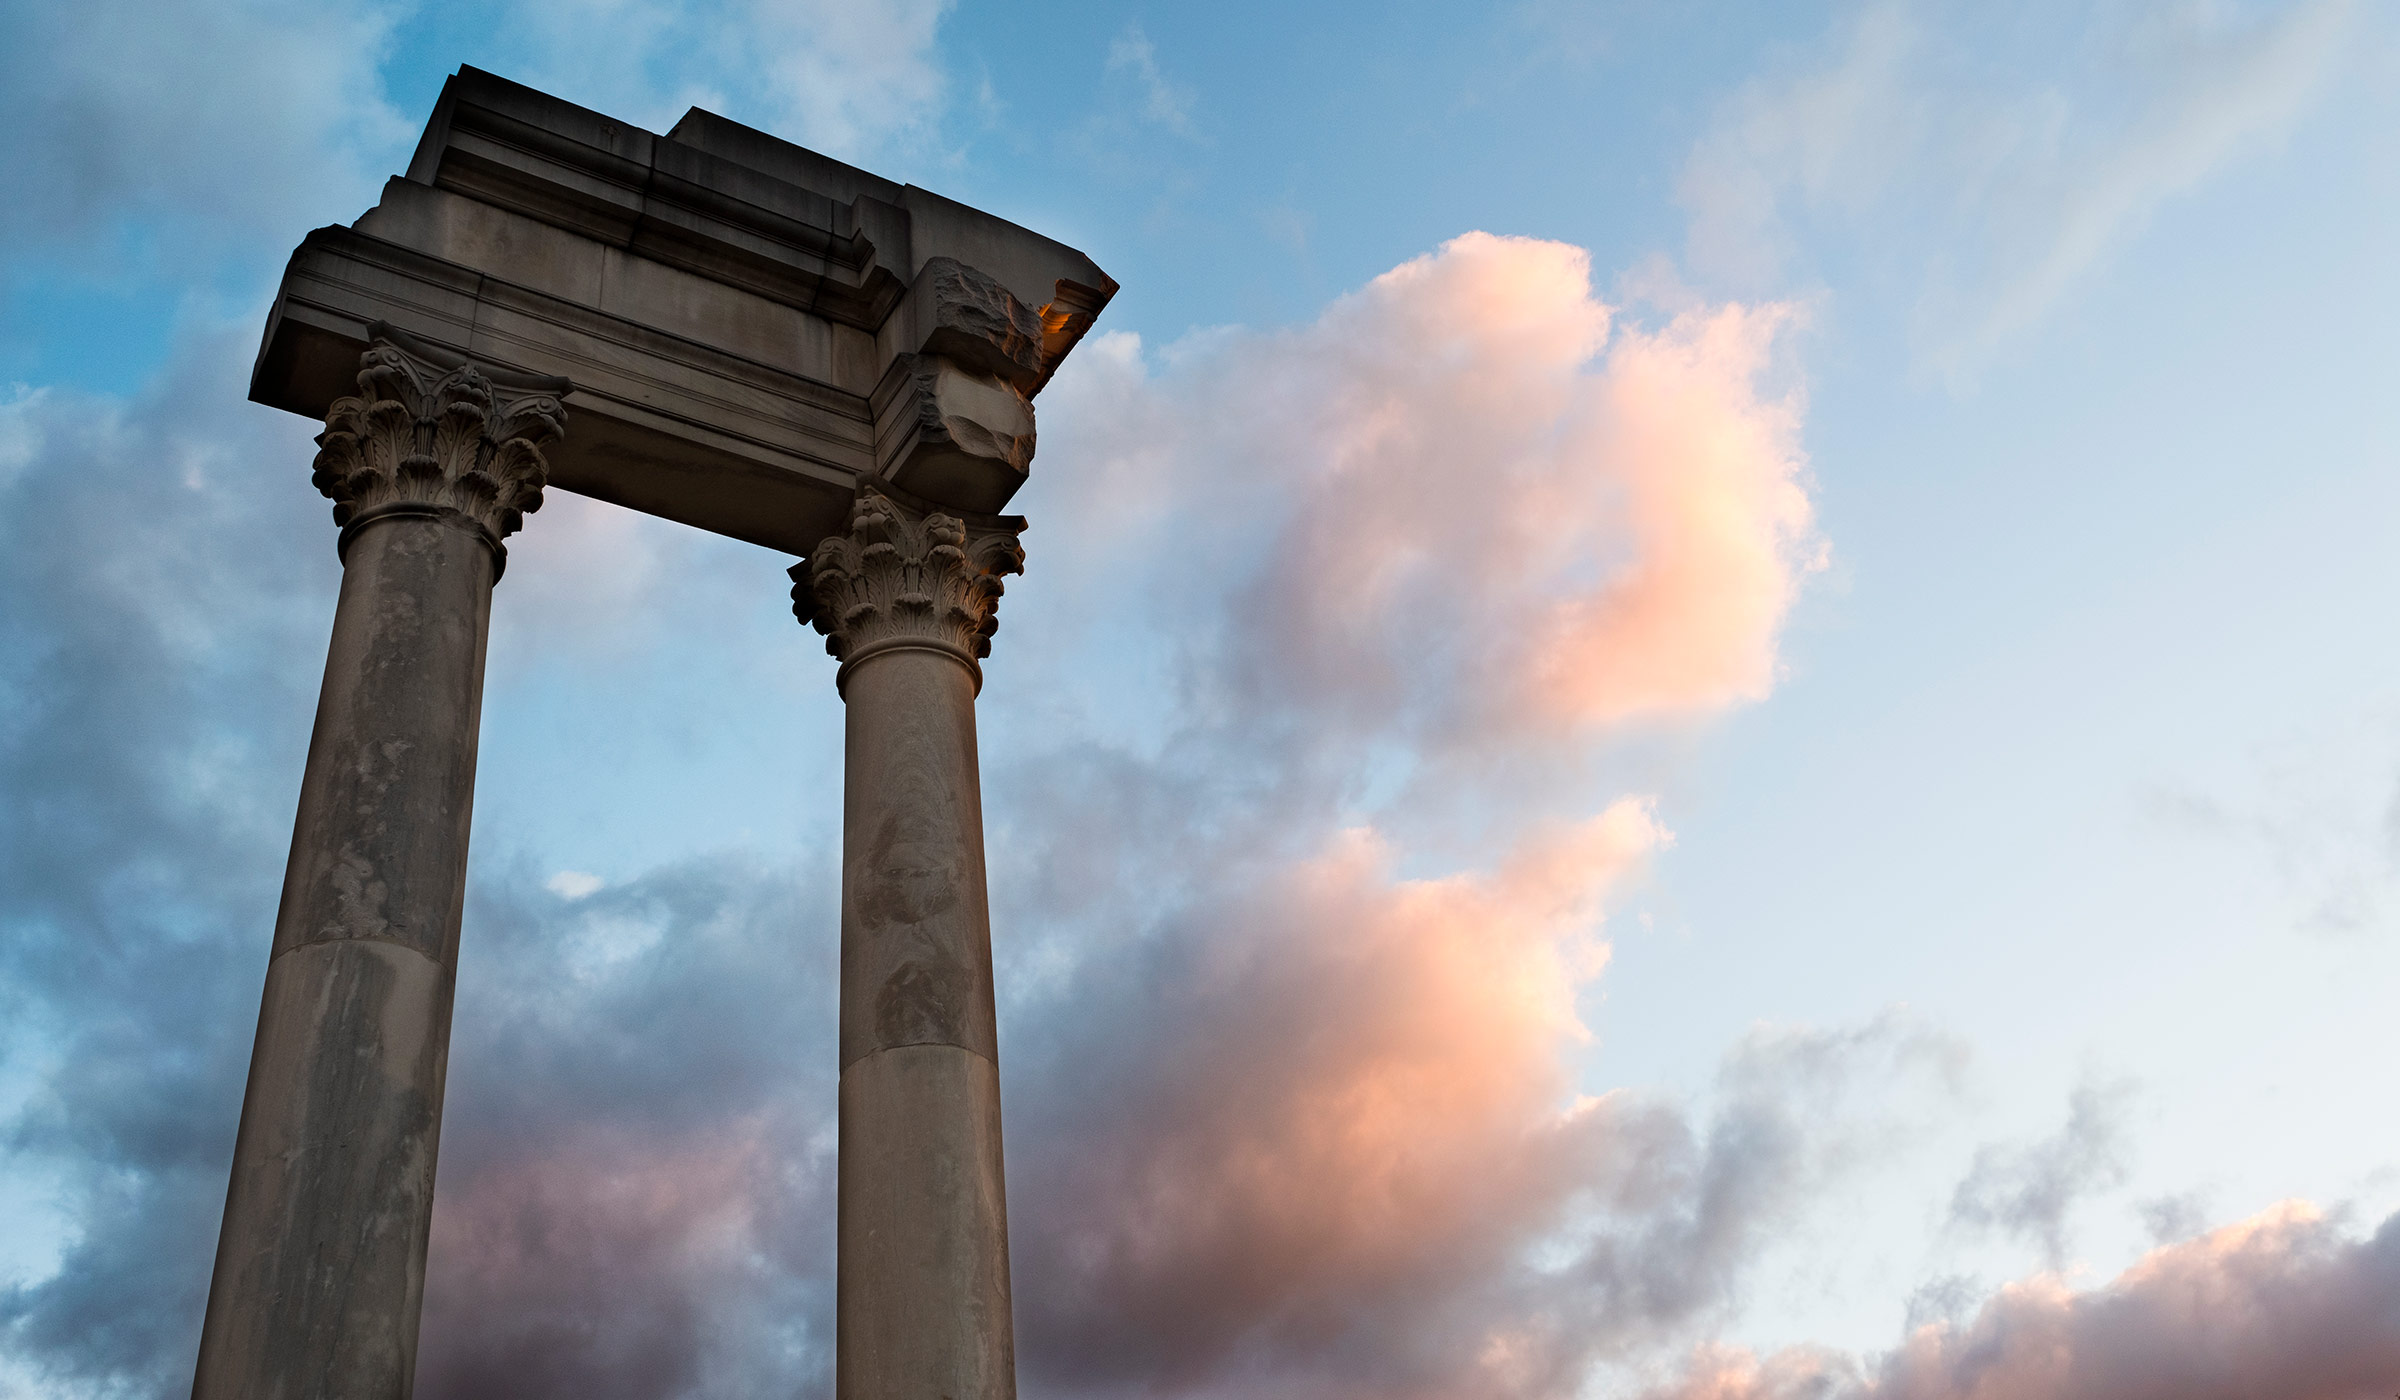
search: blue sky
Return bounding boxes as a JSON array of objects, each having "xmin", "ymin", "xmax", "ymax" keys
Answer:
[{"xmin": 4, "ymin": 2, "xmax": 2399, "ymax": 1398}]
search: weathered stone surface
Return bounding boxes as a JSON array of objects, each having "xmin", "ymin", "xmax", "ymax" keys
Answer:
[
  {"xmin": 871, "ymin": 355, "xmax": 1038, "ymax": 514},
  {"xmin": 196, "ymin": 341, "xmax": 510, "ymax": 1400},
  {"xmin": 834, "ymin": 640, "xmax": 1014, "ymax": 1400},
  {"xmin": 312, "ymin": 325, "xmax": 568, "ymax": 544},
  {"xmin": 195, "ymin": 938, "xmax": 453, "ymax": 1400},
  {"xmin": 250, "ymin": 65, "xmax": 1116, "ymax": 552},
  {"xmin": 838, "ymin": 1044, "xmax": 1014, "ymax": 1400},
  {"xmin": 812, "ymin": 487, "xmax": 1020, "ymax": 1400},
  {"xmin": 908, "ymin": 257, "xmax": 1047, "ymax": 389},
  {"xmin": 271, "ymin": 498, "xmax": 497, "ymax": 968},
  {"xmin": 836, "ymin": 645, "xmax": 998, "ymax": 1067}
]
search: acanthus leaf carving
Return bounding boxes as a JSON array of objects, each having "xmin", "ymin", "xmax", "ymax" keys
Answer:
[
  {"xmin": 311, "ymin": 334, "xmax": 570, "ymax": 541},
  {"xmin": 791, "ymin": 488, "xmax": 1025, "ymax": 677}
]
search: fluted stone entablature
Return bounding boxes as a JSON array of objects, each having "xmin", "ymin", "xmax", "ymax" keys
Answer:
[
  {"xmin": 794, "ymin": 487, "xmax": 1026, "ymax": 691},
  {"xmin": 213, "ymin": 62, "xmax": 1114, "ymax": 1400},
  {"xmin": 313, "ymin": 327, "xmax": 570, "ymax": 562}
]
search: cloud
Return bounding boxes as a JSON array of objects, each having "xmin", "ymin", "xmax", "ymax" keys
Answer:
[
  {"xmin": 1106, "ymin": 26, "xmax": 1199, "ymax": 137},
  {"xmin": 0, "ymin": 0, "xmax": 962, "ymax": 285},
  {"xmin": 2136, "ymin": 713, "xmax": 2400, "ymax": 939},
  {"xmin": 1005, "ymin": 805, "xmax": 1668, "ymax": 1393},
  {"xmin": 0, "ymin": 232, "xmax": 1836, "ymax": 1400},
  {"xmin": 1678, "ymin": 0, "xmax": 2363, "ymax": 378},
  {"xmin": 410, "ymin": 230, "xmax": 1836, "ymax": 1400},
  {"xmin": 0, "ymin": 331, "xmax": 336, "ymax": 1395},
  {"xmin": 1948, "ymin": 1077, "xmax": 2137, "ymax": 1268},
  {"xmin": 497, "ymin": 0, "xmax": 955, "ymax": 161},
  {"xmin": 1071, "ymin": 23, "xmax": 1209, "ymax": 193},
  {"xmin": 415, "ymin": 858, "xmax": 840, "ymax": 1400},
  {"xmin": 1014, "ymin": 995, "xmax": 1963, "ymax": 1400},
  {"xmin": 966, "ymin": 233, "xmax": 1858, "ymax": 1399},
  {"xmin": 0, "ymin": 0, "xmax": 408, "ymax": 258},
  {"xmin": 1029, "ymin": 231, "xmax": 1820, "ymax": 782},
  {"xmin": 545, "ymin": 870, "xmax": 606, "ymax": 899},
  {"xmin": 1642, "ymin": 1200, "xmax": 2400, "ymax": 1400},
  {"xmin": 0, "ymin": 324, "xmax": 816, "ymax": 1397}
]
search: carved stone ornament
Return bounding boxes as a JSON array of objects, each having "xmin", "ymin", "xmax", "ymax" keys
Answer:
[
  {"xmin": 311, "ymin": 327, "xmax": 570, "ymax": 544},
  {"xmin": 793, "ymin": 487, "xmax": 1025, "ymax": 687}
]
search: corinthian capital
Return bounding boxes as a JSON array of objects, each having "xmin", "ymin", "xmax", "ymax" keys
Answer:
[
  {"xmin": 792, "ymin": 487, "xmax": 1026, "ymax": 688},
  {"xmin": 311, "ymin": 328, "xmax": 570, "ymax": 544}
]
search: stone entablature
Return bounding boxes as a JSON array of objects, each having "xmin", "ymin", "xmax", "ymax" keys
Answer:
[{"xmin": 250, "ymin": 66, "xmax": 1114, "ymax": 556}]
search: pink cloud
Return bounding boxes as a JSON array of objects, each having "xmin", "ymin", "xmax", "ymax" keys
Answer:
[
  {"xmin": 399, "ymin": 234, "xmax": 1840, "ymax": 1400},
  {"xmin": 1648, "ymin": 1201, "xmax": 2400, "ymax": 1400},
  {"xmin": 1023, "ymin": 801, "xmax": 1663, "ymax": 1327},
  {"xmin": 1524, "ymin": 301, "xmax": 1817, "ymax": 726},
  {"xmin": 1035, "ymin": 231, "xmax": 1820, "ymax": 759},
  {"xmin": 418, "ymin": 1123, "xmax": 791, "ymax": 1399}
]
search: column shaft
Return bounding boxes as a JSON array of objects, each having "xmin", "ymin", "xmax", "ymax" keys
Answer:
[
  {"xmin": 836, "ymin": 647, "xmax": 1016, "ymax": 1400},
  {"xmin": 194, "ymin": 512, "xmax": 497, "ymax": 1400}
]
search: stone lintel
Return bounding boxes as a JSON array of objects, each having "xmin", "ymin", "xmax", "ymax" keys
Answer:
[{"xmin": 251, "ymin": 65, "xmax": 1115, "ymax": 552}]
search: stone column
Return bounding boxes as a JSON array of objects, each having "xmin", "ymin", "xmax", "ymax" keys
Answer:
[
  {"xmin": 194, "ymin": 332, "xmax": 566, "ymax": 1400},
  {"xmin": 793, "ymin": 487, "xmax": 1027, "ymax": 1400}
]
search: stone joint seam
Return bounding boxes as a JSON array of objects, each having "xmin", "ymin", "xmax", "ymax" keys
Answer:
[
  {"xmin": 840, "ymin": 1038, "xmax": 999, "ymax": 1075},
  {"xmin": 265, "ymin": 931, "xmax": 448, "ymax": 969},
  {"xmin": 833, "ymin": 637, "xmax": 982, "ymax": 698},
  {"xmin": 337, "ymin": 500, "xmax": 511, "ymax": 581}
]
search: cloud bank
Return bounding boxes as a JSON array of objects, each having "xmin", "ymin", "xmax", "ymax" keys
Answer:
[
  {"xmin": 0, "ymin": 0, "xmax": 407, "ymax": 256},
  {"xmin": 1648, "ymin": 1201, "xmax": 2400, "ymax": 1400}
]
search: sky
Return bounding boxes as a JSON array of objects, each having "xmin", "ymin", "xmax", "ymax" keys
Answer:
[{"xmin": 3, "ymin": 1, "xmax": 2399, "ymax": 1397}]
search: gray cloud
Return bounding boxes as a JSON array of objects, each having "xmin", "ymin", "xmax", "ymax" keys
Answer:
[
  {"xmin": 1947, "ymin": 1077, "xmax": 2136, "ymax": 1268},
  {"xmin": 2136, "ymin": 738, "xmax": 2400, "ymax": 940},
  {"xmin": 0, "ymin": 335, "xmax": 846, "ymax": 1390},
  {"xmin": 0, "ymin": 332, "xmax": 335, "ymax": 1394},
  {"xmin": 997, "ymin": 807, "xmax": 1969, "ymax": 1400},
  {"xmin": 416, "ymin": 858, "xmax": 841, "ymax": 1400},
  {"xmin": 1643, "ymin": 1201, "xmax": 2400, "ymax": 1400},
  {"xmin": 0, "ymin": 0, "xmax": 406, "ymax": 258}
]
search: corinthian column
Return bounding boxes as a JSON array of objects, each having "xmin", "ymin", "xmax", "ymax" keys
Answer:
[
  {"xmin": 195, "ymin": 329, "xmax": 566, "ymax": 1400},
  {"xmin": 794, "ymin": 486, "xmax": 1026, "ymax": 1400}
]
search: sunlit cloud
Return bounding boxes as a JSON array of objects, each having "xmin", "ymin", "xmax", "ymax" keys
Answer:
[
  {"xmin": 1644, "ymin": 1199, "xmax": 2400, "ymax": 1400},
  {"xmin": 1032, "ymin": 231, "xmax": 1821, "ymax": 778}
]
